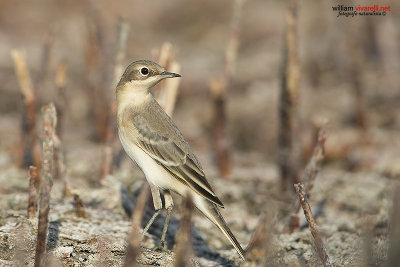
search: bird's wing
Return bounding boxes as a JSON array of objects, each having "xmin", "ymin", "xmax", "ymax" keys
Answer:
[{"xmin": 132, "ymin": 115, "xmax": 224, "ymax": 207}]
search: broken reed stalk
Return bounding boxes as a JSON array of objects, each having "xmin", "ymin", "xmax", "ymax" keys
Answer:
[
  {"xmin": 348, "ymin": 38, "xmax": 367, "ymax": 131},
  {"xmin": 34, "ymin": 29, "xmax": 54, "ymax": 92},
  {"xmin": 210, "ymin": 78, "xmax": 231, "ymax": 178},
  {"xmin": 158, "ymin": 42, "xmax": 174, "ymax": 67},
  {"xmin": 388, "ymin": 184, "xmax": 400, "ymax": 266},
  {"xmin": 210, "ymin": 0, "xmax": 245, "ymax": 178},
  {"xmin": 278, "ymin": 0, "xmax": 300, "ymax": 192},
  {"xmin": 245, "ymin": 214, "xmax": 272, "ymax": 264},
  {"xmin": 123, "ymin": 184, "xmax": 149, "ymax": 267},
  {"xmin": 153, "ymin": 42, "xmax": 175, "ymax": 102},
  {"xmin": 158, "ymin": 61, "xmax": 181, "ymax": 116},
  {"xmin": 282, "ymin": 126, "xmax": 326, "ymax": 234},
  {"xmin": 53, "ymin": 62, "xmax": 72, "ymax": 197},
  {"xmin": 27, "ymin": 166, "xmax": 38, "ymax": 218},
  {"xmin": 85, "ymin": 4, "xmax": 109, "ymax": 141},
  {"xmin": 53, "ymin": 135, "xmax": 72, "ymax": 197},
  {"xmin": 294, "ymin": 183, "xmax": 332, "ymax": 267},
  {"xmin": 174, "ymin": 193, "xmax": 194, "ymax": 267},
  {"xmin": 34, "ymin": 103, "xmax": 56, "ymax": 267},
  {"xmin": 224, "ymin": 0, "xmax": 245, "ymax": 81},
  {"xmin": 11, "ymin": 50, "xmax": 41, "ymax": 173},
  {"xmin": 100, "ymin": 18, "xmax": 129, "ymax": 181},
  {"xmin": 302, "ymin": 126, "xmax": 326, "ymax": 196},
  {"xmin": 73, "ymin": 193, "xmax": 86, "ymax": 218},
  {"xmin": 55, "ymin": 60, "xmax": 68, "ymax": 138},
  {"xmin": 153, "ymin": 43, "xmax": 181, "ymax": 116}
]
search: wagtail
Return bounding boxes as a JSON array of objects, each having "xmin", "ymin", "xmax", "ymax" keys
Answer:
[{"xmin": 116, "ymin": 60, "xmax": 245, "ymax": 260}]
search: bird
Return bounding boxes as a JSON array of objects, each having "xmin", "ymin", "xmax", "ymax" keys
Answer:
[{"xmin": 116, "ymin": 60, "xmax": 245, "ymax": 260}]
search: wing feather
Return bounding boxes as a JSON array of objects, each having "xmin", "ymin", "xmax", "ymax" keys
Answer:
[{"xmin": 132, "ymin": 115, "xmax": 223, "ymax": 207}]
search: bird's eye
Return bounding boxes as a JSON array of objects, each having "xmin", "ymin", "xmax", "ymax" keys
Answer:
[{"xmin": 140, "ymin": 67, "xmax": 149, "ymax": 75}]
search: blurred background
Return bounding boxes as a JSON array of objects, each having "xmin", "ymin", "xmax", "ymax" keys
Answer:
[
  {"xmin": 1, "ymin": 0, "xmax": 399, "ymax": 157},
  {"xmin": 0, "ymin": 0, "xmax": 399, "ymax": 266}
]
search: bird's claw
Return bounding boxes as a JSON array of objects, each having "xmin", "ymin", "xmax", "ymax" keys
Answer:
[{"xmin": 156, "ymin": 240, "xmax": 168, "ymax": 251}]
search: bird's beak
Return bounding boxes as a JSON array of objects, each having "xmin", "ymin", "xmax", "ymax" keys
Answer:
[{"xmin": 160, "ymin": 71, "xmax": 181, "ymax": 78}]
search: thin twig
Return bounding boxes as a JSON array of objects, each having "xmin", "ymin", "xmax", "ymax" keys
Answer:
[
  {"xmin": 153, "ymin": 42, "xmax": 175, "ymax": 100},
  {"xmin": 112, "ymin": 18, "xmax": 130, "ymax": 88},
  {"xmin": 302, "ymin": 127, "xmax": 327, "ymax": 195},
  {"xmin": 245, "ymin": 214, "xmax": 272, "ymax": 264},
  {"xmin": 53, "ymin": 126, "xmax": 72, "ymax": 198},
  {"xmin": 211, "ymin": 0, "xmax": 246, "ymax": 178},
  {"xmin": 159, "ymin": 61, "xmax": 181, "ymax": 116},
  {"xmin": 282, "ymin": 126, "xmax": 327, "ymax": 234},
  {"xmin": 55, "ymin": 60, "xmax": 68, "ymax": 138},
  {"xmin": 210, "ymin": 77, "xmax": 231, "ymax": 178},
  {"xmin": 174, "ymin": 193, "xmax": 194, "ymax": 267},
  {"xmin": 278, "ymin": 0, "xmax": 300, "ymax": 191},
  {"xmin": 34, "ymin": 29, "xmax": 54, "ymax": 92},
  {"xmin": 123, "ymin": 184, "xmax": 150, "ymax": 267},
  {"xmin": 73, "ymin": 193, "xmax": 86, "ymax": 218},
  {"xmin": 11, "ymin": 50, "xmax": 34, "ymax": 104},
  {"xmin": 348, "ymin": 38, "xmax": 367, "ymax": 131},
  {"xmin": 53, "ymin": 61, "xmax": 72, "ymax": 197},
  {"xmin": 27, "ymin": 166, "xmax": 38, "ymax": 219},
  {"xmin": 85, "ymin": 4, "xmax": 109, "ymax": 141},
  {"xmin": 100, "ymin": 18, "xmax": 129, "ymax": 181},
  {"xmin": 224, "ymin": 0, "xmax": 245, "ymax": 83},
  {"xmin": 11, "ymin": 50, "xmax": 41, "ymax": 173},
  {"xmin": 294, "ymin": 183, "xmax": 332, "ymax": 267},
  {"xmin": 388, "ymin": 184, "xmax": 400, "ymax": 266},
  {"xmin": 34, "ymin": 103, "xmax": 56, "ymax": 267}
]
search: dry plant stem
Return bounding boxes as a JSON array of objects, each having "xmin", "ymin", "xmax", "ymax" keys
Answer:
[
  {"xmin": 348, "ymin": 39, "xmax": 367, "ymax": 131},
  {"xmin": 158, "ymin": 42, "xmax": 174, "ymax": 68},
  {"xmin": 282, "ymin": 126, "xmax": 326, "ymax": 234},
  {"xmin": 123, "ymin": 184, "xmax": 150, "ymax": 267},
  {"xmin": 73, "ymin": 193, "xmax": 86, "ymax": 218},
  {"xmin": 211, "ymin": 0, "xmax": 245, "ymax": 178},
  {"xmin": 100, "ymin": 18, "xmax": 129, "ymax": 181},
  {"xmin": 224, "ymin": 0, "xmax": 245, "ymax": 82},
  {"xmin": 245, "ymin": 215, "xmax": 271, "ymax": 264},
  {"xmin": 52, "ymin": 72, "xmax": 72, "ymax": 198},
  {"xmin": 159, "ymin": 61, "xmax": 181, "ymax": 116},
  {"xmin": 34, "ymin": 103, "xmax": 56, "ymax": 267},
  {"xmin": 153, "ymin": 42, "xmax": 174, "ymax": 99},
  {"xmin": 302, "ymin": 127, "xmax": 326, "ymax": 195},
  {"xmin": 11, "ymin": 50, "xmax": 41, "ymax": 174},
  {"xmin": 388, "ymin": 184, "xmax": 400, "ymax": 266},
  {"xmin": 210, "ymin": 78, "xmax": 231, "ymax": 178},
  {"xmin": 174, "ymin": 193, "xmax": 194, "ymax": 267},
  {"xmin": 154, "ymin": 42, "xmax": 178, "ymax": 112},
  {"xmin": 34, "ymin": 29, "xmax": 54, "ymax": 92},
  {"xmin": 53, "ymin": 129, "xmax": 72, "ymax": 197},
  {"xmin": 295, "ymin": 183, "xmax": 332, "ymax": 267},
  {"xmin": 85, "ymin": 5, "xmax": 108, "ymax": 141},
  {"xmin": 55, "ymin": 60, "xmax": 67, "ymax": 137},
  {"xmin": 27, "ymin": 166, "xmax": 38, "ymax": 218},
  {"xmin": 278, "ymin": 0, "xmax": 300, "ymax": 192}
]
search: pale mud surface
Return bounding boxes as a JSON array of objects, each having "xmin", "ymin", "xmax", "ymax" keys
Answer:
[{"xmin": 0, "ymin": 122, "xmax": 399, "ymax": 266}]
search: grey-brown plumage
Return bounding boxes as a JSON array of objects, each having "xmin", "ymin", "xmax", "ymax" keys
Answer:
[{"xmin": 116, "ymin": 60, "xmax": 245, "ymax": 260}]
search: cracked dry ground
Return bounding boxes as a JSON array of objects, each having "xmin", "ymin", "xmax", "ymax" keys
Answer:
[{"xmin": 0, "ymin": 117, "xmax": 399, "ymax": 266}]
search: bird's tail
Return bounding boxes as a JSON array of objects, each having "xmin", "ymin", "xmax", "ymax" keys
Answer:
[{"xmin": 194, "ymin": 195, "xmax": 246, "ymax": 260}]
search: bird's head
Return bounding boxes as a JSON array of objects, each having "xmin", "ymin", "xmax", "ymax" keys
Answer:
[{"xmin": 117, "ymin": 60, "xmax": 181, "ymax": 92}]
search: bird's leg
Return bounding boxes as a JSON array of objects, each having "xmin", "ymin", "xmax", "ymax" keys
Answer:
[
  {"xmin": 159, "ymin": 190, "xmax": 173, "ymax": 250},
  {"xmin": 143, "ymin": 184, "xmax": 163, "ymax": 236}
]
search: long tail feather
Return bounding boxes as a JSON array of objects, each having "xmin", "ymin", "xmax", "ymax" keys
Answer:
[{"xmin": 194, "ymin": 195, "xmax": 246, "ymax": 260}]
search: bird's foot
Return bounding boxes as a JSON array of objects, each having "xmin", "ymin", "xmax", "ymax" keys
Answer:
[{"xmin": 155, "ymin": 240, "xmax": 168, "ymax": 251}]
